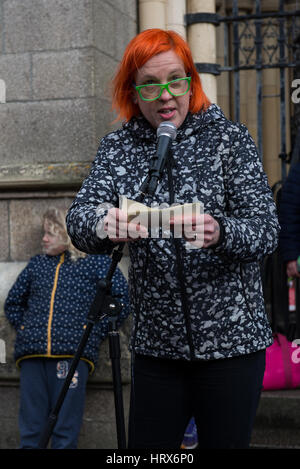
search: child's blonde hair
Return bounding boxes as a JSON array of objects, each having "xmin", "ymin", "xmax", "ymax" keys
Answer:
[{"xmin": 43, "ymin": 207, "xmax": 86, "ymax": 261}]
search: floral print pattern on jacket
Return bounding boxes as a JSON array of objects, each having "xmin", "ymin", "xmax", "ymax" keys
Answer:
[
  {"xmin": 5, "ymin": 253, "xmax": 130, "ymax": 371},
  {"xmin": 66, "ymin": 104, "xmax": 280, "ymax": 361}
]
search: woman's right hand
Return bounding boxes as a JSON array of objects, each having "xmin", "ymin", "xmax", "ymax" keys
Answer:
[{"xmin": 103, "ymin": 207, "xmax": 148, "ymax": 243}]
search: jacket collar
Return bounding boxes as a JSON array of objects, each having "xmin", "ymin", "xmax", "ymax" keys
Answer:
[
  {"xmin": 43, "ymin": 251, "xmax": 69, "ymax": 261},
  {"xmin": 123, "ymin": 104, "xmax": 225, "ymax": 143}
]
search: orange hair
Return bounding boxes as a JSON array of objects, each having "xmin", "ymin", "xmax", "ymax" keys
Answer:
[{"xmin": 112, "ymin": 29, "xmax": 211, "ymax": 122}]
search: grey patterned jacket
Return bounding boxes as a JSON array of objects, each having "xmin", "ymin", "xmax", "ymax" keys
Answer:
[{"xmin": 66, "ymin": 104, "xmax": 279, "ymax": 361}]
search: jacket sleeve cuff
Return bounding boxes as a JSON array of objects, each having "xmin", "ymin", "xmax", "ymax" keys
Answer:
[{"xmin": 212, "ymin": 217, "xmax": 225, "ymax": 248}]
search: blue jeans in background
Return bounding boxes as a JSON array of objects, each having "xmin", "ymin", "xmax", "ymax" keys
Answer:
[{"xmin": 19, "ymin": 357, "xmax": 89, "ymax": 449}]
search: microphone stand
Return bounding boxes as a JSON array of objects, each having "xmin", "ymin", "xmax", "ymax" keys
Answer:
[{"xmin": 38, "ymin": 125, "xmax": 174, "ymax": 450}]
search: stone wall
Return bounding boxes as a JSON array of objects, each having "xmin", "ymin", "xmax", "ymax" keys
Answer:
[{"xmin": 0, "ymin": 0, "xmax": 137, "ymax": 449}]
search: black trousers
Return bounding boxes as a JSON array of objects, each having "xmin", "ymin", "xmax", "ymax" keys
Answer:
[{"xmin": 128, "ymin": 350, "xmax": 265, "ymax": 449}]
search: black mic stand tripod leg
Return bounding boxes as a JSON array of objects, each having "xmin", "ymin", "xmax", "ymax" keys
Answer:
[
  {"xmin": 38, "ymin": 144, "xmax": 170, "ymax": 450},
  {"xmin": 38, "ymin": 246, "xmax": 127, "ymax": 449},
  {"xmin": 108, "ymin": 312, "xmax": 126, "ymax": 449}
]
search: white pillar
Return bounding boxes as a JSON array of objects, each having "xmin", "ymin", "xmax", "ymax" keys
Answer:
[
  {"xmin": 187, "ymin": 0, "xmax": 217, "ymax": 103},
  {"xmin": 139, "ymin": 0, "xmax": 167, "ymax": 31},
  {"xmin": 166, "ymin": 0, "xmax": 186, "ymax": 38}
]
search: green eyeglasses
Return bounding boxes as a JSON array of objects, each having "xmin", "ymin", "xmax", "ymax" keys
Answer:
[{"xmin": 135, "ymin": 76, "xmax": 191, "ymax": 102}]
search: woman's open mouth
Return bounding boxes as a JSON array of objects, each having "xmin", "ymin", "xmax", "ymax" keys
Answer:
[{"xmin": 158, "ymin": 108, "xmax": 176, "ymax": 120}]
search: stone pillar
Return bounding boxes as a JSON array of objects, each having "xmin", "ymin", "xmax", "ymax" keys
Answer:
[
  {"xmin": 187, "ymin": 0, "xmax": 218, "ymax": 104},
  {"xmin": 166, "ymin": 0, "xmax": 187, "ymax": 38},
  {"xmin": 0, "ymin": 0, "xmax": 136, "ymax": 449},
  {"xmin": 139, "ymin": 0, "xmax": 167, "ymax": 31}
]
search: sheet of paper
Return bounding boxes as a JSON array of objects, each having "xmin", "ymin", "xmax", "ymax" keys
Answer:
[{"xmin": 120, "ymin": 196, "xmax": 204, "ymax": 235}]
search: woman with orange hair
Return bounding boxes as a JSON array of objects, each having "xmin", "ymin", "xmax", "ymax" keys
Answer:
[
  {"xmin": 111, "ymin": 28, "xmax": 210, "ymax": 123},
  {"xmin": 67, "ymin": 29, "xmax": 279, "ymax": 448}
]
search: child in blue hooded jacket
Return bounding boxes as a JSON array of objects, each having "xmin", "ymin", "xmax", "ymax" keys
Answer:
[{"xmin": 5, "ymin": 207, "xmax": 130, "ymax": 449}]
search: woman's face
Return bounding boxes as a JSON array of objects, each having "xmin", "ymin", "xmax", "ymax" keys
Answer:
[{"xmin": 134, "ymin": 50, "xmax": 191, "ymax": 129}]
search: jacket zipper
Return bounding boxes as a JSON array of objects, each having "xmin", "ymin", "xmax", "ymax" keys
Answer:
[{"xmin": 47, "ymin": 253, "xmax": 64, "ymax": 355}]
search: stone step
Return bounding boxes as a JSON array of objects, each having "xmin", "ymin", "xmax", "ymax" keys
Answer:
[{"xmin": 251, "ymin": 389, "xmax": 300, "ymax": 449}]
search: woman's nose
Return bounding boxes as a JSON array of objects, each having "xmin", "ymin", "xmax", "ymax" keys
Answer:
[{"xmin": 159, "ymin": 88, "xmax": 172, "ymax": 101}]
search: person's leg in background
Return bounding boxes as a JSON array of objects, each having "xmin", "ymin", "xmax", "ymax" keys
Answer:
[
  {"xmin": 47, "ymin": 359, "xmax": 89, "ymax": 449},
  {"xmin": 19, "ymin": 358, "xmax": 51, "ymax": 449},
  {"xmin": 191, "ymin": 350, "xmax": 266, "ymax": 449}
]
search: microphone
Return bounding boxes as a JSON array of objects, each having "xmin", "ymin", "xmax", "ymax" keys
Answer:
[{"xmin": 147, "ymin": 121, "xmax": 177, "ymax": 196}]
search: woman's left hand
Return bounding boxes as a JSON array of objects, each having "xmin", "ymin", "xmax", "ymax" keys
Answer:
[{"xmin": 170, "ymin": 213, "xmax": 220, "ymax": 248}]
